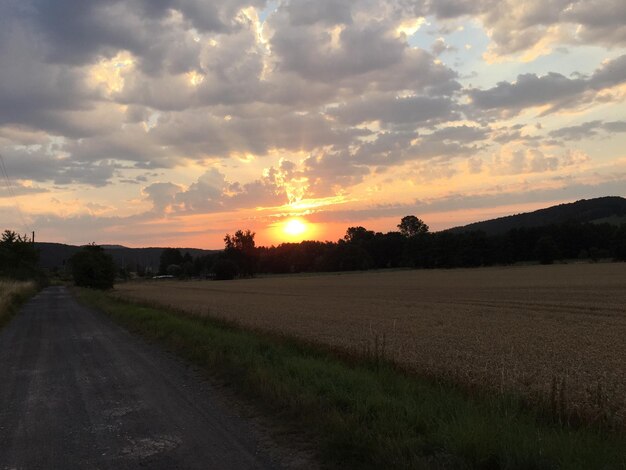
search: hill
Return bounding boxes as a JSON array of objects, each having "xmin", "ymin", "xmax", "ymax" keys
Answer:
[
  {"xmin": 446, "ymin": 196, "xmax": 626, "ymax": 235},
  {"xmin": 36, "ymin": 243, "xmax": 217, "ymax": 272}
]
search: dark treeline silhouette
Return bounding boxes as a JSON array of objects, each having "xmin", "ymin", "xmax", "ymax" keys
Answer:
[
  {"xmin": 256, "ymin": 219, "xmax": 625, "ymax": 273},
  {"xmin": 0, "ymin": 230, "xmax": 43, "ymax": 281},
  {"xmin": 155, "ymin": 216, "xmax": 626, "ymax": 280}
]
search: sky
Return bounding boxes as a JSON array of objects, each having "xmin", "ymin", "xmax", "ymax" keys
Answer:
[{"xmin": 0, "ymin": 0, "xmax": 625, "ymax": 248}]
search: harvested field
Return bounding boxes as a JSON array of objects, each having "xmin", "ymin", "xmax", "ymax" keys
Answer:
[{"xmin": 115, "ymin": 263, "xmax": 626, "ymax": 427}]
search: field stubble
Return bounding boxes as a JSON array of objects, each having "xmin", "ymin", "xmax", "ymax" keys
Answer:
[{"xmin": 115, "ymin": 263, "xmax": 626, "ymax": 428}]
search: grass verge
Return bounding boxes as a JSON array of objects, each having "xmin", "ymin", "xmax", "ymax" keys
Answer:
[
  {"xmin": 77, "ymin": 288, "xmax": 626, "ymax": 470},
  {"xmin": 0, "ymin": 280, "xmax": 37, "ymax": 329}
]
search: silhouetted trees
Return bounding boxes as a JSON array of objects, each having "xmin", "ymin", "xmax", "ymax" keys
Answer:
[
  {"xmin": 159, "ymin": 248, "xmax": 183, "ymax": 275},
  {"xmin": 69, "ymin": 244, "xmax": 116, "ymax": 289},
  {"xmin": 224, "ymin": 229, "xmax": 257, "ymax": 277},
  {"xmin": 250, "ymin": 217, "xmax": 626, "ymax": 275},
  {"xmin": 398, "ymin": 216, "xmax": 429, "ymax": 237},
  {"xmin": 0, "ymin": 230, "xmax": 40, "ymax": 280},
  {"xmin": 114, "ymin": 216, "xmax": 625, "ymax": 282}
]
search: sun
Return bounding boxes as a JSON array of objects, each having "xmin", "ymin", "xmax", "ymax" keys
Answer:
[{"xmin": 283, "ymin": 218, "xmax": 307, "ymax": 237}]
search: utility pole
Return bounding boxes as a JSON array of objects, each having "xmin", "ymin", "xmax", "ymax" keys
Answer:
[{"xmin": 32, "ymin": 231, "xmax": 35, "ymax": 244}]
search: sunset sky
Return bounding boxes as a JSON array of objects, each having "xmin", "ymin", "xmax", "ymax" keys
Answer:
[{"xmin": 1, "ymin": 0, "xmax": 625, "ymax": 248}]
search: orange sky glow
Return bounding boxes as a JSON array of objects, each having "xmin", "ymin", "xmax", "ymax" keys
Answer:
[{"xmin": 0, "ymin": 1, "xmax": 625, "ymax": 249}]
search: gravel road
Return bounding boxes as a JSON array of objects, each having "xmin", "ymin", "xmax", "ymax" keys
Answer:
[{"xmin": 0, "ymin": 286, "xmax": 281, "ymax": 469}]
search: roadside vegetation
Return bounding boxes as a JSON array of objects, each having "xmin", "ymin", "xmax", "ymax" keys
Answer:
[
  {"xmin": 0, "ymin": 280, "xmax": 36, "ymax": 328},
  {"xmin": 78, "ymin": 288, "xmax": 626, "ymax": 470},
  {"xmin": 0, "ymin": 230, "xmax": 43, "ymax": 327}
]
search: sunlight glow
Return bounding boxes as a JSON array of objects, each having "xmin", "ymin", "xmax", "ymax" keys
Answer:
[
  {"xmin": 283, "ymin": 218, "xmax": 307, "ymax": 236},
  {"xmin": 88, "ymin": 51, "xmax": 134, "ymax": 95}
]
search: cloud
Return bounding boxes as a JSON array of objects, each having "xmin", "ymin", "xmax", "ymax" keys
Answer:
[
  {"xmin": 143, "ymin": 181, "xmax": 183, "ymax": 213},
  {"xmin": 1, "ymin": 146, "xmax": 120, "ymax": 187},
  {"xmin": 285, "ymin": 0, "xmax": 353, "ymax": 26},
  {"xmin": 306, "ymin": 173, "xmax": 626, "ymax": 227},
  {"xmin": 28, "ymin": 0, "xmax": 267, "ymax": 69},
  {"xmin": 0, "ymin": 0, "xmax": 625, "ymax": 244},
  {"xmin": 144, "ymin": 167, "xmax": 286, "ymax": 214},
  {"xmin": 329, "ymin": 95, "xmax": 456, "ymax": 127},
  {"xmin": 0, "ymin": 184, "xmax": 48, "ymax": 198},
  {"xmin": 422, "ymin": 0, "xmax": 626, "ymax": 59},
  {"xmin": 268, "ymin": 3, "xmax": 459, "ymax": 93},
  {"xmin": 431, "ymin": 38, "xmax": 456, "ymax": 56},
  {"xmin": 468, "ymin": 54, "xmax": 626, "ymax": 114},
  {"xmin": 548, "ymin": 120, "xmax": 626, "ymax": 140},
  {"xmin": 491, "ymin": 147, "xmax": 590, "ymax": 175}
]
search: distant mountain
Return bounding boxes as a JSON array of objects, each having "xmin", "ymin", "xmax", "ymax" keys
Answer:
[
  {"xmin": 36, "ymin": 243, "xmax": 218, "ymax": 271},
  {"xmin": 446, "ymin": 196, "xmax": 626, "ymax": 235}
]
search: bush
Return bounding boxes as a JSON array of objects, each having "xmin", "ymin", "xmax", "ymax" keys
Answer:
[
  {"xmin": 69, "ymin": 244, "xmax": 116, "ymax": 289},
  {"xmin": 212, "ymin": 259, "xmax": 238, "ymax": 280}
]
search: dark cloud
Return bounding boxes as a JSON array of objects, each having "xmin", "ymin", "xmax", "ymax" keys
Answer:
[
  {"xmin": 549, "ymin": 120, "xmax": 626, "ymax": 140},
  {"xmin": 421, "ymin": 0, "xmax": 626, "ymax": 56},
  {"xmin": 563, "ymin": 0, "xmax": 626, "ymax": 46},
  {"xmin": 271, "ymin": 21, "xmax": 407, "ymax": 82},
  {"xmin": 29, "ymin": 0, "xmax": 267, "ymax": 69},
  {"xmin": 431, "ymin": 38, "xmax": 456, "ymax": 56},
  {"xmin": 1, "ymin": 147, "xmax": 120, "ymax": 186},
  {"xmin": 468, "ymin": 54, "xmax": 626, "ymax": 114},
  {"xmin": 329, "ymin": 95, "xmax": 456, "ymax": 127},
  {"xmin": 285, "ymin": 0, "xmax": 353, "ymax": 26}
]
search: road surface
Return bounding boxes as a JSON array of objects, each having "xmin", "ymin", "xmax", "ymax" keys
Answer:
[{"xmin": 0, "ymin": 286, "xmax": 281, "ymax": 469}]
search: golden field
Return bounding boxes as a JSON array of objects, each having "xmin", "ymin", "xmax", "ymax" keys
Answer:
[{"xmin": 115, "ymin": 263, "xmax": 626, "ymax": 427}]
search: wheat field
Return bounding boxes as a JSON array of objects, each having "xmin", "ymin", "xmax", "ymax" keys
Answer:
[{"xmin": 115, "ymin": 263, "xmax": 626, "ymax": 427}]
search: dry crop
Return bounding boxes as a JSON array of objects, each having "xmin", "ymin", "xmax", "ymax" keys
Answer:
[
  {"xmin": 115, "ymin": 263, "xmax": 626, "ymax": 428},
  {"xmin": 0, "ymin": 280, "xmax": 35, "ymax": 319}
]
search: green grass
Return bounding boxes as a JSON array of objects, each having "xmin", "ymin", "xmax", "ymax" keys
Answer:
[{"xmin": 77, "ymin": 288, "xmax": 626, "ymax": 470}]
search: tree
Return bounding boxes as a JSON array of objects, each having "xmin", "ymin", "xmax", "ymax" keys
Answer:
[
  {"xmin": 0, "ymin": 230, "xmax": 40, "ymax": 280},
  {"xmin": 398, "ymin": 216, "xmax": 429, "ymax": 237},
  {"xmin": 69, "ymin": 244, "xmax": 116, "ymax": 289},
  {"xmin": 343, "ymin": 226, "xmax": 374, "ymax": 243},
  {"xmin": 224, "ymin": 229, "xmax": 257, "ymax": 277},
  {"xmin": 224, "ymin": 230, "xmax": 256, "ymax": 253},
  {"xmin": 159, "ymin": 248, "xmax": 183, "ymax": 274}
]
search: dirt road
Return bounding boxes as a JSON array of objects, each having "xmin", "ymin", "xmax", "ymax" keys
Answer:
[{"xmin": 0, "ymin": 286, "xmax": 281, "ymax": 469}]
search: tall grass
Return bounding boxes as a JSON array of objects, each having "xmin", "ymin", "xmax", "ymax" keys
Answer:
[
  {"xmin": 78, "ymin": 288, "xmax": 626, "ymax": 470},
  {"xmin": 0, "ymin": 279, "xmax": 36, "ymax": 328}
]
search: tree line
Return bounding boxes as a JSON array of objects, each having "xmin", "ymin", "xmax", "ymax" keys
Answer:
[
  {"xmin": 156, "ymin": 216, "xmax": 626, "ymax": 280},
  {"xmin": 3, "ymin": 215, "xmax": 623, "ymax": 289}
]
